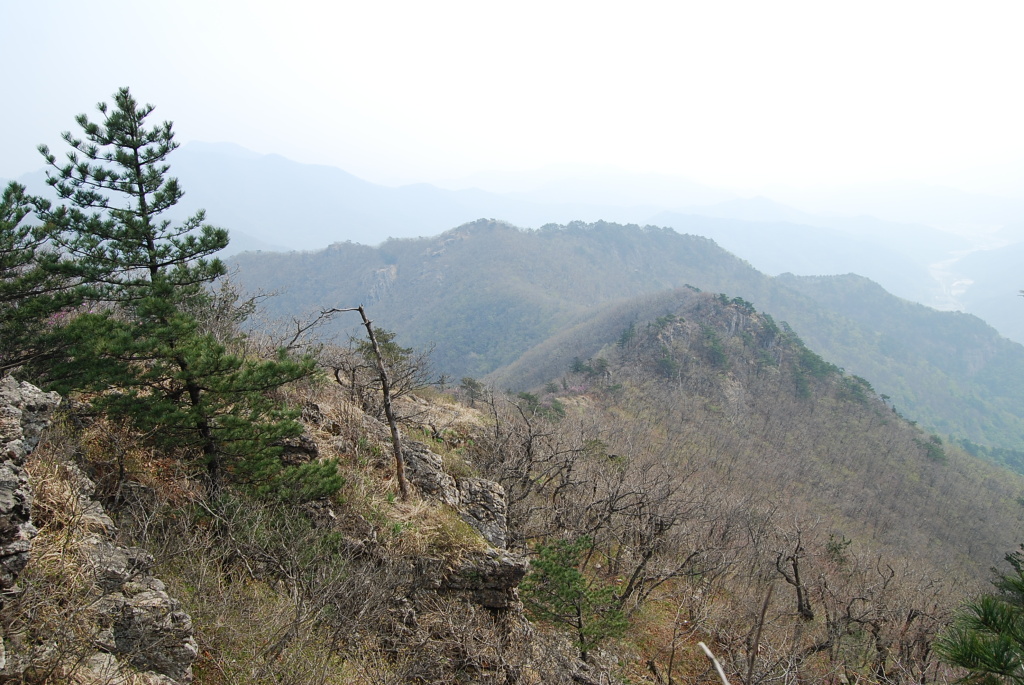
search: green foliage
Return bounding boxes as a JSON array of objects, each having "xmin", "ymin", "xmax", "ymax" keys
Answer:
[
  {"xmin": 0, "ymin": 182, "xmax": 78, "ymax": 374},
  {"xmin": 460, "ymin": 376, "xmax": 485, "ymax": 407},
  {"xmin": 798, "ymin": 346, "xmax": 841, "ymax": 379},
  {"xmin": 655, "ymin": 345, "xmax": 680, "ymax": 379},
  {"xmin": 760, "ymin": 312, "xmax": 781, "ymax": 342},
  {"xmin": 354, "ymin": 327, "xmax": 412, "ymax": 368},
  {"xmin": 701, "ymin": 324, "xmax": 729, "ymax": 368},
  {"xmin": 571, "ymin": 356, "xmax": 610, "ymax": 378},
  {"xmin": 521, "ymin": 537, "xmax": 628, "ymax": 660},
  {"xmin": 915, "ymin": 434, "xmax": 948, "ymax": 464},
  {"xmin": 825, "ymin": 534, "xmax": 853, "ymax": 565},
  {"xmin": 729, "ymin": 296, "xmax": 756, "ymax": 314},
  {"xmin": 33, "ymin": 88, "xmax": 336, "ymax": 500},
  {"xmin": 39, "ymin": 92, "xmax": 227, "ymax": 305},
  {"xmin": 958, "ymin": 440, "xmax": 1024, "ymax": 475},
  {"xmin": 717, "ymin": 293, "xmax": 755, "ymax": 314},
  {"xmin": 652, "ymin": 313, "xmax": 678, "ymax": 330},
  {"xmin": 839, "ymin": 375, "xmax": 872, "ymax": 405},
  {"xmin": 617, "ymin": 321, "xmax": 636, "ymax": 348},
  {"xmin": 936, "ymin": 547, "xmax": 1024, "ymax": 683},
  {"xmin": 516, "ymin": 391, "xmax": 565, "ymax": 419}
]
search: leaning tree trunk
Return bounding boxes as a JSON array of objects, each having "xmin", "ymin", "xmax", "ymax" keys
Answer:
[{"xmin": 337, "ymin": 306, "xmax": 410, "ymax": 501}]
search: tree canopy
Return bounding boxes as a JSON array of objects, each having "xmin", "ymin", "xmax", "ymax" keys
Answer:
[
  {"xmin": 0, "ymin": 182, "xmax": 77, "ymax": 374},
  {"xmin": 30, "ymin": 88, "xmax": 339, "ymax": 499},
  {"xmin": 936, "ymin": 547, "xmax": 1024, "ymax": 684}
]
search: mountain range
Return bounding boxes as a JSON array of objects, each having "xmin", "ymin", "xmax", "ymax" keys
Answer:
[
  {"xmin": 9, "ymin": 142, "xmax": 1024, "ymax": 454},
  {"xmin": 230, "ymin": 219, "xmax": 1024, "ymax": 464},
  {"xmin": 7, "ymin": 142, "xmax": 1024, "ymax": 344},
  {"xmin": 10, "ymin": 138, "xmax": 1024, "ymax": 684}
]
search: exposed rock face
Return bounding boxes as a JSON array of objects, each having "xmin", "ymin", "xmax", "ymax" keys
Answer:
[
  {"xmin": 0, "ymin": 377, "xmax": 60, "ymax": 597},
  {"xmin": 72, "ymin": 468, "xmax": 199, "ymax": 684},
  {"xmin": 401, "ymin": 439, "xmax": 526, "ymax": 609},
  {"xmin": 277, "ymin": 432, "xmax": 320, "ymax": 465},
  {"xmin": 88, "ymin": 549, "xmax": 198, "ymax": 683},
  {"xmin": 457, "ymin": 477, "xmax": 509, "ymax": 549},
  {"xmin": 403, "ymin": 440, "xmax": 460, "ymax": 506},
  {"xmin": 443, "ymin": 549, "xmax": 529, "ymax": 610},
  {"xmin": 402, "ymin": 440, "xmax": 510, "ymax": 548},
  {"xmin": 0, "ymin": 379, "xmax": 197, "ymax": 684}
]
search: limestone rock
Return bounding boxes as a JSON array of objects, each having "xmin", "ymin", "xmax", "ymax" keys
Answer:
[
  {"xmin": 277, "ymin": 432, "xmax": 320, "ymax": 464},
  {"xmin": 109, "ymin": 586, "xmax": 197, "ymax": 682},
  {"xmin": 403, "ymin": 440, "xmax": 459, "ymax": 506},
  {"xmin": 83, "ymin": 535, "xmax": 155, "ymax": 592},
  {"xmin": 0, "ymin": 379, "xmax": 196, "ymax": 683},
  {"xmin": 458, "ymin": 477, "xmax": 509, "ymax": 549},
  {"xmin": 0, "ymin": 377, "xmax": 59, "ymax": 595},
  {"xmin": 443, "ymin": 548, "xmax": 529, "ymax": 610},
  {"xmin": 0, "ymin": 377, "xmax": 61, "ymax": 460},
  {"xmin": 82, "ymin": 531, "xmax": 197, "ymax": 682},
  {"xmin": 401, "ymin": 440, "xmax": 514, "ymax": 552}
]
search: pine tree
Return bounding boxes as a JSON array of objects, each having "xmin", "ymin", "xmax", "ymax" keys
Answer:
[
  {"xmin": 935, "ymin": 547, "xmax": 1024, "ymax": 684},
  {"xmin": 36, "ymin": 88, "xmax": 340, "ymax": 499},
  {"xmin": 0, "ymin": 182, "xmax": 77, "ymax": 374},
  {"xmin": 521, "ymin": 536, "xmax": 628, "ymax": 660}
]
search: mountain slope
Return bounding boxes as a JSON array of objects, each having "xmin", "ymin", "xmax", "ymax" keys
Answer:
[
  {"xmin": 651, "ymin": 198, "xmax": 982, "ymax": 314},
  {"xmin": 231, "ymin": 220, "xmax": 768, "ymax": 376},
  {"xmin": 949, "ymin": 241, "xmax": 1024, "ymax": 343},
  {"xmin": 546, "ymin": 290, "xmax": 1024, "ymax": 569},
  {"xmin": 771, "ymin": 273, "xmax": 1024, "ymax": 449},
  {"xmin": 231, "ymin": 220, "xmax": 1024, "ymax": 453},
  {"xmin": 469, "ymin": 291, "xmax": 1024, "ymax": 682}
]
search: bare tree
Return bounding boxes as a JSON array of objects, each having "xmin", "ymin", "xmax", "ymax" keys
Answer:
[{"xmin": 328, "ymin": 306, "xmax": 409, "ymax": 501}]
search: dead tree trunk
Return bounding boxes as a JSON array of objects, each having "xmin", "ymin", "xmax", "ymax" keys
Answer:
[{"xmin": 332, "ymin": 306, "xmax": 410, "ymax": 501}]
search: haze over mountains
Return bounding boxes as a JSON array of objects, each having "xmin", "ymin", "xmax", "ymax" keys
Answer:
[
  {"xmin": 8, "ymin": 140, "xmax": 1024, "ymax": 398},
  {"xmin": 228, "ymin": 219, "xmax": 1024, "ymax": 471},
  {"xmin": 7, "ymin": 140, "xmax": 1024, "ymax": 345}
]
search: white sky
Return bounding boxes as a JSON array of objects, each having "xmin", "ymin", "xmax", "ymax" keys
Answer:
[{"xmin": 4, "ymin": 0, "xmax": 1024, "ymax": 192}]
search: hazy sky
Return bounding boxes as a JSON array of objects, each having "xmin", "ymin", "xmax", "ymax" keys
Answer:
[{"xmin": 4, "ymin": 1, "xmax": 1024, "ymax": 192}]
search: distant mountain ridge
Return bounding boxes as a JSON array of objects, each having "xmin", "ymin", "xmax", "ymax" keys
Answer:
[
  {"xmin": 11, "ymin": 142, "xmax": 1024, "ymax": 343},
  {"xmin": 230, "ymin": 219, "xmax": 1024, "ymax": 455}
]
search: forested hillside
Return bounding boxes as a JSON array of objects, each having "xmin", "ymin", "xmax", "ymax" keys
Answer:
[
  {"xmin": 464, "ymin": 290, "xmax": 1024, "ymax": 683},
  {"xmin": 535, "ymin": 291, "xmax": 1022, "ymax": 569},
  {"xmin": 231, "ymin": 219, "xmax": 764, "ymax": 376},
  {"xmin": 7, "ymin": 89, "xmax": 1024, "ymax": 685},
  {"xmin": 230, "ymin": 219, "xmax": 1024, "ymax": 457}
]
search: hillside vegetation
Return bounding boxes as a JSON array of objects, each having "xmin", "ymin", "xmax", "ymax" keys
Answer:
[
  {"xmin": 6, "ymin": 90, "xmax": 1024, "ymax": 684},
  {"xmin": 11, "ymin": 290, "xmax": 1023, "ymax": 684},
  {"xmin": 231, "ymin": 219, "xmax": 1024, "ymax": 458},
  {"xmin": 464, "ymin": 290, "xmax": 1024, "ymax": 682}
]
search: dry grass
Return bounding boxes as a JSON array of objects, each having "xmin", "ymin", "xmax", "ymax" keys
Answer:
[
  {"xmin": 5, "ymin": 381, "xmax": 543, "ymax": 684},
  {"xmin": 3, "ymin": 434, "xmax": 105, "ymax": 683}
]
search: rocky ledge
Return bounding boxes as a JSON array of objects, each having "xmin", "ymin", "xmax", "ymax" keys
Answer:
[
  {"xmin": 403, "ymin": 438, "xmax": 529, "ymax": 609},
  {"xmin": 0, "ymin": 378, "xmax": 198, "ymax": 684},
  {"xmin": 0, "ymin": 376, "xmax": 60, "ymax": 598}
]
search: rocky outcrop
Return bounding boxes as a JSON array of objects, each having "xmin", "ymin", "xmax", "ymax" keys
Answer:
[
  {"xmin": 277, "ymin": 432, "xmax": 320, "ymax": 465},
  {"xmin": 442, "ymin": 548, "xmax": 529, "ymax": 609},
  {"xmin": 0, "ymin": 377, "xmax": 60, "ymax": 598},
  {"xmin": 403, "ymin": 440, "xmax": 459, "ymax": 506},
  {"xmin": 401, "ymin": 438, "xmax": 527, "ymax": 609},
  {"xmin": 0, "ymin": 379, "xmax": 197, "ymax": 684},
  {"xmin": 457, "ymin": 477, "xmax": 509, "ymax": 549},
  {"xmin": 87, "ymin": 542, "xmax": 198, "ymax": 683},
  {"xmin": 402, "ymin": 439, "xmax": 510, "ymax": 549},
  {"xmin": 65, "ymin": 464, "xmax": 198, "ymax": 684}
]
